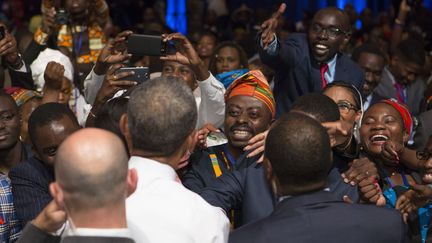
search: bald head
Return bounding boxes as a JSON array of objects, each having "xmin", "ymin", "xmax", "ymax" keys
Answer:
[{"xmin": 55, "ymin": 128, "xmax": 129, "ymax": 211}]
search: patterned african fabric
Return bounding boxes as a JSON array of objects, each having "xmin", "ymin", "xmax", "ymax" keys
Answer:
[{"xmin": 225, "ymin": 69, "xmax": 276, "ymax": 118}]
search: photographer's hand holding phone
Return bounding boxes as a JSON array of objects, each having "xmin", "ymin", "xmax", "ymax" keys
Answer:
[
  {"xmin": 94, "ymin": 30, "xmax": 133, "ymax": 76},
  {"xmin": 160, "ymin": 33, "xmax": 210, "ymax": 81},
  {"xmin": 94, "ymin": 63, "xmax": 136, "ymax": 106},
  {"xmin": 0, "ymin": 25, "xmax": 22, "ymax": 69},
  {"xmin": 41, "ymin": 7, "xmax": 57, "ymax": 35}
]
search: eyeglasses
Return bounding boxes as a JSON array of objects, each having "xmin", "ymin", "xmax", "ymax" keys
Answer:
[
  {"xmin": 417, "ymin": 150, "xmax": 432, "ymax": 160},
  {"xmin": 337, "ymin": 101, "xmax": 358, "ymax": 114},
  {"xmin": 310, "ymin": 24, "xmax": 349, "ymax": 38}
]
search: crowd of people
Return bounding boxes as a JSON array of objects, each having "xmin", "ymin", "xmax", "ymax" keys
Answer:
[{"xmin": 0, "ymin": 0, "xmax": 432, "ymax": 242}]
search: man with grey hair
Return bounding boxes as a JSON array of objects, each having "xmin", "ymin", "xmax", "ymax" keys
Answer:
[
  {"xmin": 120, "ymin": 76, "xmax": 229, "ymax": 243},
  {"xmin": 17, "ymin": 128, "xmax": 139, "ymax": 243}
]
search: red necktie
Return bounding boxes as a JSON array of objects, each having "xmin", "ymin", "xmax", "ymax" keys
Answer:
[{"xmin": 320, "ymin": 63, "xmax": 329, "ymax": 88}]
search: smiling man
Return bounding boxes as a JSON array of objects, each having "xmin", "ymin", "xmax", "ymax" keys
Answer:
[
  {"xmin": 9, "ymin": 103, "xmax": 80, "ymax": 227},
  {"xmin": 182, "ymin": 70, "xmax": 274, "ymax": 194},
  {"xmin": 259, "ymin": 4, "xmax": 364, "ymax": 116}
]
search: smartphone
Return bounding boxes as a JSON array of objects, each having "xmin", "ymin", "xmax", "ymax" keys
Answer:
[
  {"xmin": 115, "ymin": 67, "xmax": 149, "ymax": 84},
  {"xmin": 127, "ymin": 34, "xmax": 166, "ymax": 56},
  {"xmin": 0, "ymin": 26, "xmax": 5, "ymax": 40}
]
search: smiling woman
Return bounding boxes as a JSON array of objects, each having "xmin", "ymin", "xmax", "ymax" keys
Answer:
[{"xmin": 359, "ymin": 99, "xmax": 431, "ymax": 242}]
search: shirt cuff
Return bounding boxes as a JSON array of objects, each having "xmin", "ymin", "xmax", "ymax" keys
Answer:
[
  {"xmin": 260, "ymin": 34, "xmax": 278, "ymax": 56},
  {"xmin": 9, "ymin": 61, "xmax": 28, "ymax": 73},
  {"xmin": 198, "ymin": 72, "xmax": 225, "ymax": 92}
]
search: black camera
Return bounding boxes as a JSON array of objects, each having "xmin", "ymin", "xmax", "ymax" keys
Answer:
[{"xmin": 56, "ymin": 9, "xmax": 69, "ymax": 25}]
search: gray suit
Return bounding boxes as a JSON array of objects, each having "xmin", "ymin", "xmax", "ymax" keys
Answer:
[{"xmin": 375, "ymin": 67, "xmax": 425, "ymax": 116}]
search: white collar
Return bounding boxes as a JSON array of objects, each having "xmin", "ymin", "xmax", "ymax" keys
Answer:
[
  {"xmin": 128, "ymin": 156, "xmax": 178, "ymax": 182},
  {"xmin": 64, "ymin": 227, "xmax": 131, "ymax": 238}
]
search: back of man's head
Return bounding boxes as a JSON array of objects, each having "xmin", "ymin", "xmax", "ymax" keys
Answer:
[
  {"xmin": 291, "ymin": 93, "xmax": 340, "ymax": 123},
  {"xmin": 53, "ymin": 128, "xmax": 129, "ymax": 213},
  {"xmin": 265, "ymin": 113, "xmax": 332, "ymax": 195},
  {"xmin": 126, "ymin": 76, "xmax": 197, "ymax": 157}
]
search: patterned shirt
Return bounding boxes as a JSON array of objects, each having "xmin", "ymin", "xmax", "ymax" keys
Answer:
[{"xmin": 0, "ymin": 175, "xmax": 21, "ymax": 243}]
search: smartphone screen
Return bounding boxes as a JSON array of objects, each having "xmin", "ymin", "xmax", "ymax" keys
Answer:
[{"xmin": 115, "ymin": 67, "xmax": 149, "ymax": 84}]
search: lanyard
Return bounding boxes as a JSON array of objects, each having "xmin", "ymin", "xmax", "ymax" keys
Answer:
[{"xmin": 222, "ymin": 145, "xmax": 236, "ymax": 168}]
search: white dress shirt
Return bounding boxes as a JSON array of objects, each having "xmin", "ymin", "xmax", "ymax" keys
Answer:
[
  {"xmin": 126, "ymin": 156, "xmax": 229, "ymax": 243},
  {"xmin": 83, "ymin": 70, "xmax": 225, "ymax": 129}
]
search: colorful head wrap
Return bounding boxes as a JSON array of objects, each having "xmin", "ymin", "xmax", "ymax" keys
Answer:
[
  {"xmin": 3, "ymin": 87, "xmax": 42, "ymax": 107},
  {"xmin": 225, "ymin": 70, "xmax": 276, "ymax": 118},
  {"xmin": 215, "ymin": 68, "xmax": 249, "ymax": 88},
  {"xmin": 380, "ymin": 98, "xmax": 413, "ymax": 137}
]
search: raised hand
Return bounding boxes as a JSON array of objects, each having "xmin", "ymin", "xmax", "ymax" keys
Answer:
[
  {"xmin": 41, "ymin": 7, "xmax": 57, "ymax": 35},
  {"xmin": 321, "ymin": 120, "xmax": 351, "ymax": 148},
  {"xmin": 94, "ymin": 30, "xmax": 133, "ymax": 75},
  {"xmin": 244, "ymin": 130, "xmax": 269, "ymax": 163},
  {"xmin": 0, "ymin": 24, "xmax": 21, "ymax": 69},
  {"xmin": 160, "ymin": 33, "xmax": 201, "ymax": 66},
  {"xmin": 44, "ymin": 61, "xmax": 65, "ymax": 90},
  {"xmin": 381, "ymin": 140, "xmax": 404, "ymax": 165},
  {"xmin": 94, "ymin": 63, "xmax": 136, "ymax": 105},
  {"xmin": 196, "ymin": 123, "xmax": 220, "ymax": 149},
  {"xmin": 260, "ymin": 3, "xmax": 286, "ymax": 49},
  {"xmin": 32, "ymin": 200, "xmax": 67, "ymax": 233},
  {"xmin": 160, "ymin": 33, "xmax": 209, "ymax": 81}
]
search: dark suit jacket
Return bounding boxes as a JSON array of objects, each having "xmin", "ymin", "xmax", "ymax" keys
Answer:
[
  {"xmin": 370, "ymin": 92, "xmax": 387, "ymax": 106},
  {"xmin": 9, "ymin": 157, "xmax": 54, "ymax": 227},
  {"xmin": 412, "ymin": 109, "xmax": 432, "ymax": 149},
  {"xmin": 258, "ymin": 33, "xmax": 364, "ymax": 116},
  {"xmin": 200, "ymin": 156, "xmax": 359, "ymax": 227},
  {"xmin": 17, "ymin": 223, "xmax": 136, "ymax": 243},
  {"xmin": 229, "ymin": 191, "xmax": 408, "ymax": 243},
  {"xmin": 8, "ymin": 64, "xmax": 35, "ymax": 90},
  {"xmin": 375, "ymin": 67, "xmax": 425, "ymax": 116}
]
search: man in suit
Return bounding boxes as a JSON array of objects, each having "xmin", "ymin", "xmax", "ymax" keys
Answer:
[
  {"xmin": 375, "ymin": 38, "xmax": 425, "ymax": 116},
  {"xmin": 200, "ymin": 94, "xmax": 365, "ymax": 227},
  {"xmin": 9, "ymin": 103, "xmax": 80, "ymax": 227},
  {"xmin": 259, "ymin": 4, "xmax": 364, "ymax": 116},
  {"xmin": 17, "ymin": 128, "xmax": 138, "ymax": 243},
  {"xmin": 120, "ymin": 77, "xmax": 229, "ymax": 243},
  {"xmin": 351, "ymin": 43, "xmax": 387, "ymax": 110},
  {"xmin": 229, "ymin": 112, "xmax": 407, "ymax": 243},
  {"xmin": 182, "ymin": 70, "xmax": 274, "ymax": 192}
]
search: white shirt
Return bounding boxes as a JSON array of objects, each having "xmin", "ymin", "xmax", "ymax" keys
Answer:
[
  {"xmin": 363, "ymin": 93, "xmax": 373, "ymax": 110},
  {"xmin": 126, "ymin": 156, "xmax": 229, "ymax": 243},
  {"xmin": 83, "ymin": 70, "xmax": 225, "ymax": 129},
  {"xmin": 64, "ymin": 227, "xmax": 132, "ymax": 238}
]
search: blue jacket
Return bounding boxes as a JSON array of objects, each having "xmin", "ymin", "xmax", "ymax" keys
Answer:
[{"xmin": 259, "ymin": 33, "xmax": 364, "ymax": 116}]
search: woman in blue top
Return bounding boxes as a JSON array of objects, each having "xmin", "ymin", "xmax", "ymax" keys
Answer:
[{"xmin": 360, "ymin": 99, "xmax": 430, "ymax": 243}]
